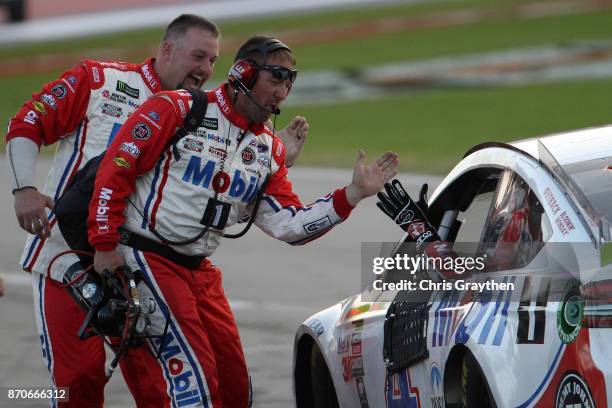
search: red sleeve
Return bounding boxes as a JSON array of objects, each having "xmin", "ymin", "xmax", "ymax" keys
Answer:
[
  {"xmin": 5, "ymin": 62, "xmax": 92, "ymax": 146},
  {"xmin": 87, "ymin": 92, "xmax": 188, "ymax": 251}
]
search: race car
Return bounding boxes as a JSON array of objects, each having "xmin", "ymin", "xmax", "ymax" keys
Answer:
[{"xmin": 293, "ymin": 125, "xmax": 612, "ymax": 407}]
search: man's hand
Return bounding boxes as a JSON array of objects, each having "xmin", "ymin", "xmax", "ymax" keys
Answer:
[
  {"xmin": 346, "ymin": 150, "xmax": 399, "ymax": 207},
  {"xmin": 277, "ymin": 116, "xmax": 308, "ymax": 168},
  {"xmin": 94, "ymin": 250, "xmax": 125, "ymax": 274},
  {"xmin": 14, "ymin": 187, "xmax": 54, "ymax": 239},
  {"xmin": 376, "ymin": 179, "xmax": 440, "ymax": 250}
]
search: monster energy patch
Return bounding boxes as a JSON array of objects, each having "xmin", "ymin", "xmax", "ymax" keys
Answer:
[
  {"xmin": 116, "ymin": 81, "xmax": 140, "ymax": 99},
  {"xmin": 202, "ymin": 117, "xmax": 218, "ymax": 130}
]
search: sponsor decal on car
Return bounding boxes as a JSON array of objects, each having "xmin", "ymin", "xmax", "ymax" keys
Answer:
[
  {"xmin": 113, "ymin": 156, "xmax": 131, "ymax": 169},
  {"xmin": 131, "ymin": 122, "xmax": 152, "ymax": 141},
  {"xmin": 351, "ymin": 332, "xmax": 362, "ymax": 355},
  {"xmin": 556, "ymin": 372, "xmax": 594, "ymax": 408},
  {"xmin": 116, "ymin": 80, "xmax": 140, "ymax": 99},
  {"xmin": 337, "ymin": 334, "xmax": 350, "ymax": 354},
  {"xmin": 305, "ymin": 318, "xmax": 324, "ymax": 337},
  {"xmin": 102, "ymin": 103, "xmax": 123, "ymax": 118},
  {"xmin": 430, "ymin": 363, "xmax": 443, "ymax": 408},
  {"xmin": 119, "ymin": 142, "xmax": 140, "ymax": 158},
  {"xmin": 242, "ymin": 147, "xmax": 256, "ymax": 165},
  {"xmin": 557, "ymin": 282, "xmax": 583, "ymax": 344},
  {"xmin": 555, "ymin": 211, "xmax": 576, "ymax": 236},
  {"xmin": 51, "ymin": 84, "xmax": 67, "ymax": 99}
]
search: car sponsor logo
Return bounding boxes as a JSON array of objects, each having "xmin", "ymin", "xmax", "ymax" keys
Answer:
[
  {"xmin": 351, "ymin": 355, "xmax": 365, "ymax": 378},
  {"xmin": 555, "ymin": 211, "xmax": 576, "ymax": 236},
  {"xmin": 40, "ymin": 94, "xmax": 57, "ymax": 110},
  {"xmin": 148, "ymin": 111, "xmax": 160, "ymax": 121},
  {"xmin": 305, "ymin": 318, "xmax": 324, "ymax": 337},
  {"xmin": 33, "ymin": 101, "xmax": 47, "ymax": 115},
  {"xmin": 182, "ymin": 156, "xmax": 259, "ymax": 203},
  {"xmin": 182, "ymin": 138, "xmax": 204, "ymax": 153},
  {"xmin": 116, "ymin": 80, "xmax": 140, "ymax": 99},
  {"xmin": 208, "ymin": 146, "xmax": 226, "ymax": 158},
  {"xmin": 241, "ymin": 147, "xmax": 256, "ymax": 165},
  {"xmin": 337, "ymin": 334, "xmax": 350, "ymax": 354},
  {"xmin": 557, "ymin": 283, "xmax": 583, "ymax": 344},
  {"xmin": 304, "ymin": 216, "xmax": 332, "ymax": 235},
  {"xmin": 113, "ymin": 156, "xmax": 131, "ymax": 168},
  {"xmin": 351, "ymin": 332, "xmax": 362, "ymax": 355},
  {"xmin": 430, "ymin": 363, "xmax": 443, "ymax": 408},
  {"xmin": 556, "ymin": 372, "xmax": 594, "ymax": 408},
  {"xmin": 202, "ymin": 117, "xmax": 218, "ymax": 130},
  {"xmin": 198, "ymin": 132, "xmax": 231, "ymax": 146},
  {"xmin": 51, "ymin": 83, "xmax": 68, "ymax": 99},
  {"xmin": 131, "ymin": 122, "xmax": 151, "ymax": 140},
  {"xmin": 102, "ymin": 103, "xmax": 123, "ymax": 118},
  {"xmin": 96, "ymin": 187, "xmax": 112, "ymax": 233},
  {"xmin": 119, "ymin": 142, "xmax": 140, "ymax": 158},
  {"xmin": 23, "ymin": 110, "xmax": 38, "ymax": 125},
  {"xmin": 141, "ymin": 64, "xmax": 157, "ymax": 89}
]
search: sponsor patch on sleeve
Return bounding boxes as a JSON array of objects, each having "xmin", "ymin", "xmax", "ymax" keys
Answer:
[
  {"xmin": 303, "ymin": 216, "xmax": 332, "ymax": 234},
  {"xmin": 131, "ymin": 122, "xmax": 152, "ymax": 141}
]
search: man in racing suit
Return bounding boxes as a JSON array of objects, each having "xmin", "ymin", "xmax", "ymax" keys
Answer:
[
  {"xmin": 5, "ymin": 16, "xmax": 307, "ymax": 407},
  {"xmin": 88, "ymin": 36, "xmax": 399, "ymax": 407}
]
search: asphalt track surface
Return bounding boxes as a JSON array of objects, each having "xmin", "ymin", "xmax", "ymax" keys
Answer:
[{"xmin": 0, "ymin": 156, "xmax": 440, "ymax": 407}]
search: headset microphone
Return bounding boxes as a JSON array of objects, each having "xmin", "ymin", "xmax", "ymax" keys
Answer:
[{"xmin": 232, "ymin": 78, "xmax": 280, "ymax": 115}]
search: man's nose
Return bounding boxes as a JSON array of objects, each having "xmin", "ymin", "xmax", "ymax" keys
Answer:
[
  {"xmin": 200, "ymin": 60, "xmax": 213, "ymax": 78},
  {"xmin": 275, "ymin": 81, "xmax": 291, "ymax": 100}
]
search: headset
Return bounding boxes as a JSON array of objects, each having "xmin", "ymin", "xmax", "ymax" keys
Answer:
[{"xmin": 228, "ymin": 38, "xmax": 297, "ymax": 114}]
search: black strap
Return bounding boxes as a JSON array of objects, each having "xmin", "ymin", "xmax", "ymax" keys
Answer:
[
  {"xmin": 118, "ymin": 228, "xmax": 205, "ymax": 270},
  {"xmin": 168, "ymin": 89, "xmax": 208, "ymax": 161}
]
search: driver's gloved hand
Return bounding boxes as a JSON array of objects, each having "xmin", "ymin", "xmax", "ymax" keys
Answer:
[{"xmin": 376, "ymin": 179, "xmax": 440, "ymax": 251}]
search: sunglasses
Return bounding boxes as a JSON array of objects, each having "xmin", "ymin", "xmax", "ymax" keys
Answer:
[{"xmin": 258, "ymin": 64, "xmax": 298, "ymax": 83}]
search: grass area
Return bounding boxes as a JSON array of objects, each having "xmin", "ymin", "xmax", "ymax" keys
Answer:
[
  {"xmin": 1, "ymin": 0, "xmax": 612, "ymax": 173},
  {"xmin": 281, "ymin": 79, "xmax": 612, "ymax": 173}
]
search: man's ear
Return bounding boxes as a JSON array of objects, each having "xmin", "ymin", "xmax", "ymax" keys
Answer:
[{"xmin": 160, "ymin": 41, "xmax": 174, "ymax": 60}]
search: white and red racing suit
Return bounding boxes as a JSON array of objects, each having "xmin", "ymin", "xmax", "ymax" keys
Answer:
[
  {"xmin": 5, "ymin": 58, "xmax": 163, "ymax": 407},
  {"xmin": 87, "ymin": 85, "xmax": 355, "ymax": 407}
]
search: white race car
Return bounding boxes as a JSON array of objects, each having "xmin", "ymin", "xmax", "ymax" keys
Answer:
[{"xmin": 293, "ymin": 125, "xmax": 612, "ymax": 408}]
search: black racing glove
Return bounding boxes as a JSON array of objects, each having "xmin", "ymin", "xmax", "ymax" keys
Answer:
[{"xmin": 376, "ymin": 179, "xmax": 440, "ymax": 250}]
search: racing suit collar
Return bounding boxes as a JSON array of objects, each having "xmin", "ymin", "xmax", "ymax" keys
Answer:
[
  {"xmin": 140, "ymin": 58, "xmax": 163, "ymax": 93},
  {"xmin": 214, "ymin": 85, "xmax": 264, "ymax": 136}
]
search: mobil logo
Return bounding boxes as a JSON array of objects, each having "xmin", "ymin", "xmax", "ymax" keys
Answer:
[
  {"xmin": 182, "ymin": 156, "xmax": 259, "ymax": 203},
  {"xmin": 154, "ymin": 331, "xmax": 203, "ymax": 407}
]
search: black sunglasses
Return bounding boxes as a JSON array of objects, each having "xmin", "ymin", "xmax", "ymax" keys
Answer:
[{"xmin": 258, "ymin": 64, "xmax": 298, "ymax": 83}]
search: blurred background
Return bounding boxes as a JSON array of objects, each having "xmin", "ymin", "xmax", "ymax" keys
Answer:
[{"xmin": 2, "ymin": 0, "xmax": 612, "ymax": 173}]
